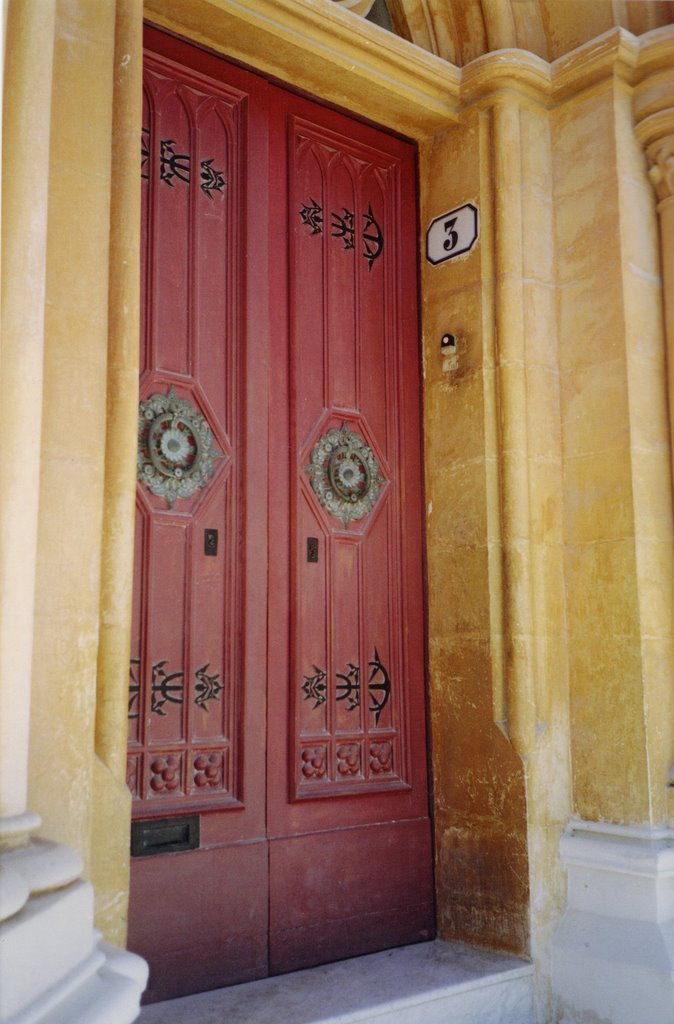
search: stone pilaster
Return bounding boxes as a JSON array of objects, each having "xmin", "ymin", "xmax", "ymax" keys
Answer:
[
  {"xmin": 0, "ymin": 0, "xmax": 54, "ymax": 841},
  {"xmin": 633, "ymin": 27, "xmax": 674, "ymax": 832},
  {"xmin": 551, "ymin": 27, "xmax": 674, "ymax": 1024},
  {"xmin": 641, "ymin": 127, "xmax": 674, "ymax": 510},
  {"xmin": 634, "ymin": 29, "xmax": 674, "ymax": 514},
  {"xmin": 0, "ymin": 2, "xmax": 147, "ymax": 1020}
]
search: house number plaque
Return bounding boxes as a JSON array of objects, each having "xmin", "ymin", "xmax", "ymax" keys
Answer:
[{"xmin": 426, "ymin": 202, "xmax": 479, "ymax": 265}]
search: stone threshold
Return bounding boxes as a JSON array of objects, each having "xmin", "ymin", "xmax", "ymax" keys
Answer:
[{"xmin": 137, "ymin": 939, "xmax": 536, "ymax": 1024}]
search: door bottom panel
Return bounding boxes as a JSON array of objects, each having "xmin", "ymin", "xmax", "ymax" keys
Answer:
[
  {"xmin": 129, "ymin": 840, "xmax": 268, "ymax": 1003},
  {"xmin": 269, "ymin": 819, "xmax": 434, "ymax": 974}
]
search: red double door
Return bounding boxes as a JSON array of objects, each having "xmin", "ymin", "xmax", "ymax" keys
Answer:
[{"xmin": 127, "ymin": 27, "xmax": 433, "ymax": 1003}]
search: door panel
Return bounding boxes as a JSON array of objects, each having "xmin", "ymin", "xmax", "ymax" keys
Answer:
[
  {"xmin": 128, "ymin": 27, "xmax": 432, "ymax": 1004},
  {"xmin": 129, "ymin": 35, "xmax": 271, "ymax": 1001},
  {"xmin": 266, "ymin": 90, "xmax": 431, "ymax": 973},
  {"xmin": 131, "ymin": 45, "xmax": 252, "ymax": 818},
  {"xmin": 129, "ymin": 841, "xmax": 268, "ymax": 1000}
]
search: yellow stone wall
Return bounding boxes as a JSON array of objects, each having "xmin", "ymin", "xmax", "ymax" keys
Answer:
[
  {"xmin": 8, "ymin": 0, "xmax": 673, "ymax": 1009},
  {"xmin": 421, "ymin": 109, "xmax": 531, "ymax": 955},
  {"xmin": 28, "ymin": 0, "xmax": 116, "ymax": 873},
  {"xmin": 420, "ymin": 81, "xmax": 573, "ymax": 987},
  {"xmin": 24, "ymin": 0, "xmax": 142, "ymax": 945}
]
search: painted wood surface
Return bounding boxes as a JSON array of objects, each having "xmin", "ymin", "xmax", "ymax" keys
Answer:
[{"xmin": 128, "ymin": 26, "xmax": 432, "ymax": 1002}]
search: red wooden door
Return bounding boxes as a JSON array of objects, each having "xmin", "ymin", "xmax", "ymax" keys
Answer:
[{"xmin": 127, "ymin": 27, "xmax": 432, "ymax": 1004}]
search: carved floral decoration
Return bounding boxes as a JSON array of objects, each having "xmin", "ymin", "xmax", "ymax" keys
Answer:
[{"xmin": 647, "ymin": 134, "xmax": 674, "ymax": 202}]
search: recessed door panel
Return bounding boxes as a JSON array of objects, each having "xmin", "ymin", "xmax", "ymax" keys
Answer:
[
  {"xmin": 128, "ymin": 37, "xmax": 270, "ymax": 1002},
  {"xmin": 128, "ymin": 26, "xmax": 432, "ymax": 1003},
  {"xmin": 266, "ymin": 95, "xmax": 431, "ymax": 972},
  {"xmin": 129, "ymin": 52, "xmax": 250, "ymax": 817}
]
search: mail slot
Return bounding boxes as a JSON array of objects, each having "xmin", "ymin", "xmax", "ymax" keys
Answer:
[{"xmin": 131, "ymin": 815, "xmax": 200, "ymax": 857}]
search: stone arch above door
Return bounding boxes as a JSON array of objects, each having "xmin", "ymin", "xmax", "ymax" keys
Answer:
[{"xmin": 336, "ymin": 0, "xmax": 674, "ymax": 65}]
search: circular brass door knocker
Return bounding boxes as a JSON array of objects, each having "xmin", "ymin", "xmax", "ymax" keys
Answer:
[
  {"xmin": 305, "ymin": 423, "xmax": 384, "ymax": 527},
  {"xmin": 137, "ymin": 387, "xmax": 222, "ymax": 507}
]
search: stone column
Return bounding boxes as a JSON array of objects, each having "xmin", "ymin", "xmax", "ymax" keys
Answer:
[
  {"xmin": 634, "ymin": 37, "xmax": 674, "ymax": 506},
  {"xmin": 634, "ymin": 27, "xmax": 674, "ymax": 831},
  {"xmin": 0, "ymin": 0, "xmax": 55, "ymax": 847},
  {"xmin": 0, "ymin": 2, "xmax": 146, "ymax": 1020}
]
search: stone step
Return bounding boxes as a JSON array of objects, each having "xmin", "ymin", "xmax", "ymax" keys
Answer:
[{"xmin": 138, "ymin": 939, "xmax": 536, "ymax": 1024}]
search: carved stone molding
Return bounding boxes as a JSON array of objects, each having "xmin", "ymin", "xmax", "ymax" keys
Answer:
[
  {"xmin": 376, "ymin": 0, "xmax": 673, "ymax": 66},
  {"xmin": 145, "ymin": 0, "xmax": 462, "ymax": 138},
  {"xmin": 634, "ymin": 100, "xmax": 674, "ymax": 204},
  {"xmin": 646, "ymin": 133, "xmax": 674, "ymax": 202},
  {"xmin": 633, "ymin": 26, "xmax": 674, "ymax": 202},
  {"xmin": 331, "ymin": 0, "xmax": 376, "ymax": 14}
]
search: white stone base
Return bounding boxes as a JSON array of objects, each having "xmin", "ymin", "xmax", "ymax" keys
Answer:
[
  {"xmin": 0, "ymin": 835, "xmax": 147, "ymax": 1024},
  {"xmin": 552, "ymin": 819, "xmax": 674, "ymax": 1024},
  {"xmin": 137, "ymin": 939, "xmax": 535, "ymax": 1024}
]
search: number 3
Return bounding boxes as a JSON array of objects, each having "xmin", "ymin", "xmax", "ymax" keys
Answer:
[{"xmin": 443, "ymin": 217, "xmax": 458, "ymax": 252}]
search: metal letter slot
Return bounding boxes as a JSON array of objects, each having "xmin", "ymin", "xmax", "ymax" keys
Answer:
[
  {"xmin": 307, "ymin": 537, "xmax": 319, "ymax": 563},
  {"xmin": 204, "ymin": 528, "xmax": 218, "ymax": 556},
  {"xmin": 131, "ymin": 814, "xmax": 200, "ymax": 857}
]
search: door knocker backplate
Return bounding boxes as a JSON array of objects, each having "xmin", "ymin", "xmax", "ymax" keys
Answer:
[
  {"xmin": 305, "ymin": 423, "xmax": 384, "ymax": 527},
  {"xmin": 138, "ymin": 387, "xmax": 222, "ymax": 507}
]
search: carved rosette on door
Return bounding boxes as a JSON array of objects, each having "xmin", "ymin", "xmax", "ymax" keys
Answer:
[
  {"xmin": 137, "ymin": 388, "xmax": 223, "ymax": 507},
  {"xmin": 305, "ymin": 423, "xmax": 385, "ymax": 527}
]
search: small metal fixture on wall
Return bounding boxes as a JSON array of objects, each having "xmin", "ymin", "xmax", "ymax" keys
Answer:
[{"xmin": 440, "ymin": 333, "xmax": 459, "ymax": 373}]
